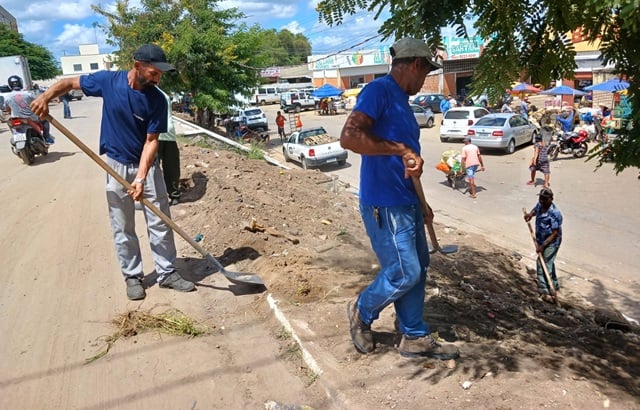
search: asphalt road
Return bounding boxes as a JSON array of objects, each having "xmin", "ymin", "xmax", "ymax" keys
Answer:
[{"xmin": 258, "ymin": 103, "xmax": 640, "ymax": 318}]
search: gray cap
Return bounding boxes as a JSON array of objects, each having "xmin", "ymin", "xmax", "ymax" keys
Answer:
[{"xmin": 390, "ymin": 38, "xmax": 441, "ymax": 69}]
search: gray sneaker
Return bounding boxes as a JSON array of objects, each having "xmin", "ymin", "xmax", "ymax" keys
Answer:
[
  {"xmin": 126, "ymin": 277, "xmax": 146, "ymax": 300},
  {"xmin": 398, "ymin": 334, "xmax": 460, "ymax": 360},
  {"xmin": 347, "ymin": 299, "xmax": 374, "ymax": 353},
  {"xmin": 159, "ymin": 272, "xmax": 196, "ymax": 292}
]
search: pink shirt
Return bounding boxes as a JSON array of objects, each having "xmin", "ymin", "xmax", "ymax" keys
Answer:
[{"xmin": 462, "ymin": 144, "xmax": 481, "ymax": 167}]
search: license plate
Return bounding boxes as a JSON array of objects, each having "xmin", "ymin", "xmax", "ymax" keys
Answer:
[
  {"xmin": 13, "ymin": 133, "xmax": 26, "ymax": 142},
  {"xmin": 326, "ymin": 158, "xmax": 337, "ymax": 163}
]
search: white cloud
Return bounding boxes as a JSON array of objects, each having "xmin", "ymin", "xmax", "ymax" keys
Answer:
[
  {"xmin": 281, "ymin": 21, "xmax": 305, "ymax": 34},
  {"xmin": 220, "ymin": 1, "xmax": 299, "ymax": 20}
]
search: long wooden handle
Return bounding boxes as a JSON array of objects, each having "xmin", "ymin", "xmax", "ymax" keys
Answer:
[
  {"xmin": 411, "ymin": 175, "xmax": 442, "ymax": 251},
  {"xmin": 522, "ymin": 208, "xmax": 559, "ymax": 302},
  {"xmin": 46, "ymin": 115, "xmax": 210, "ymax": 260}
]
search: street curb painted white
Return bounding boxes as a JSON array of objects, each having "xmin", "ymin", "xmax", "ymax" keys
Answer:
[{"xmin": 266, "ymin": 293, "xmax": 323, "ymax": 377}]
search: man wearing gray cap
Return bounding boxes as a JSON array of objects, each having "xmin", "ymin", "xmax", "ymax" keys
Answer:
[
  {"xmin": 341, "ymin": 37, "xmax": 459, "ymax": 360},
  {"xmin": 31, "ymin": 44, "xmax": 195, "ymax": 300}
]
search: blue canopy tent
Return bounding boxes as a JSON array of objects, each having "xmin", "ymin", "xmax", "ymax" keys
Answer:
[
  {"xmin": 311, "ymin": 84, "xmax": 343, "ymax": 98},
  {"xmin": 539, "ymin": 85, "xmax": 586, "ymax": 96},
  {"xmin": 584, "ymin": 78, "xmax": 630, "ymax": 92}
]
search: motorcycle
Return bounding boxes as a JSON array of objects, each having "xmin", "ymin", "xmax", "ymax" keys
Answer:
[
  {"xmin": 7, "ymin": 117, "xmax": 49, "ymax": 165},
  {"xmin": 548, "ymin": 129, "xmax": 588, "ymax": 160}
]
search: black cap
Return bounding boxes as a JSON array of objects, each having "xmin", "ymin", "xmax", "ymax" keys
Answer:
[
  {"xmin": 537, "ymin": 188, "xmax": 553, "ymax": 198},
  {"xmin": 133, "ymin": 44, "xmax": 175, "ymax": 72}
]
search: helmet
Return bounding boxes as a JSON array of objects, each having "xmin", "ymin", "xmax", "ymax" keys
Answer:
[
  {"xmin": 578, "ymin": 129, "xmax": 588, "ymax": 138},
  {"xmin": 8, "ymin": 75, "xmax": 23, "ymax": 91}
]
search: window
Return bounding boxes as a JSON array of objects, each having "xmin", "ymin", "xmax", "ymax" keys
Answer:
[
  {"xmin": 73, "ymin": 64, "xmax": 82, "ymax": 72},
  {"xmin": 90, "ymin": 63, "xmax": 99, "ymax": 70}
]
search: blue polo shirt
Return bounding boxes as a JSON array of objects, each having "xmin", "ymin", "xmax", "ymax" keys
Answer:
[
  {"xmin": 534, "ymin": 202, "xmax": 563, "ymax": 247},
  {"xmin": 80, "ymin": 70, "xmax": 167, "ymax": 164},
  {"xmin": 353, "ymin": 75, "xmax": 420, "ymax": 206}
]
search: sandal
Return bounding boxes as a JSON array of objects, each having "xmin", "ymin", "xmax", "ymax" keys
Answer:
[{"xmin": 526, "ymin": 181, "xmax": 534, "ymax": 186}]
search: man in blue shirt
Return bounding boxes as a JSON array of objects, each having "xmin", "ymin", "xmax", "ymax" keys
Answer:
[
  {"xmin": 439, "ymin": 95, "xmax": 450, "ymax": 114},
  {"xmin": 31, "ymin": 44, "xmax": 195, "ymax": 300},
  {"xmin": 341, "ymin": 38, "xmax": 459, "ymax": 360},
  {"xmin": 524, "ymin": 188, "xmax": 563, "ymax": 301}
]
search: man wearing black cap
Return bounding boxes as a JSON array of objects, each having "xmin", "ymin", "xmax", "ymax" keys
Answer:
[
  {"xmin": 31, "ymin": 44, "xmax": 195, "ymax": 300},
  {"xmin": 524, "ymin": 188, "xmax": 563, "ymax": 301},
  {"xmin": 341, "ymin": 37, "xmax": 459, "ymax": 360}
]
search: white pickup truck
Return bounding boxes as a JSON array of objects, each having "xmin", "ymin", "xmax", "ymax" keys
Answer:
[{"xmin": 282, "ymin": 126, "xmax": 348, "ymax": 169}]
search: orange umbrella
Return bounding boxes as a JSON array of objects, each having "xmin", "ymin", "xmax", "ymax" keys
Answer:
[{"xmin": 509, "ymin": 82, "xmax": 542, "ymax": 94}]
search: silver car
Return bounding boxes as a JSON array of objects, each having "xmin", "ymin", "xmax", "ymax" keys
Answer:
[
  {"xmin": 467, "ymin": 113, "xmax": 538, "ymax": 154},
  {"xmin": 410, "ymin": 104, "xmax": 435, "ymax": 128}
]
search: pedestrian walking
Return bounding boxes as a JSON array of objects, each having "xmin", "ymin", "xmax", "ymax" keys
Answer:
[
  {"xmin": 439, "ymin": 95, "xmax": 450, "ymax": 114},
  {"xmin": 340, "ymin": 37, "xmax": 459, "ymax": 360},
  {"xmin": 520, "ymin": 96, "xmax": 530, "ymax": 119},
  {"xmin": 461, "ymin": 136, "xmax": 485, "ymax": 198},
  {"xmin": 523, "ymin": 188, "xmax": 563, "ymax": 302},
  {"xmin": 60, "ymin": 91, "xmax": 72, "ymax": 119},
  {"xmin": 527, "ymin": 134, "xmax": 550, "ymax": 188},
  {"xmin": 275, "ymin": 111, "xmax": 286, "ymax": 140},
  {"xmin": 31, "ymin": 43, "xmax": 195, "ymax": 300},
  {"xmin": 157, "ymin": 87, "xmax": 182, "ymax": 205}
]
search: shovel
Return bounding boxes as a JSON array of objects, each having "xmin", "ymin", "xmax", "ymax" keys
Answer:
[
  {"xmin": 522, "ymin": 208, "xmax": 560, "ymax": 306},
  {"xmin": 410, "ymin": 172, "xmax": 458, "ymax": 255},
  {"xmin": 47, "ymin": 115, "xmax": 264, "ymax": 286}
]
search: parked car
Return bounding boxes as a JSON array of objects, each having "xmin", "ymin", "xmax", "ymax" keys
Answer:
[
  {"xmin": 410, "ymin": 104, "xmax": 435, "ymax": 128},
  {"xmin": 253, "ymin": 85, "xmax": 280, "ymax": 105},
  {"xmin": 282, "ymin": 126, "xmax": 348, "ymax": 169},
  {"xmin": 232, "ymin": 107, "xmax": 268, "ymax": 131},
  {"xmin": 467, "ymin": 113, "xmax": 538, "ymax": 154},
  {"xmin": 412, "ymin": 93, "xmax": 447, "ymax": 113},
  {"xmin": 440, "ymin": 107, "xmax": 489, "ymax": 142},
  {"xmin": 69, "ymin": 89, "xmax": 84, "ymax": 100},
  {"xmin": 280, "ymin": 90, "xmax": 316, "ymax": 113}
]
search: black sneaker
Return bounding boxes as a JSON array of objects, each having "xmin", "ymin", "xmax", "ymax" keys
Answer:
[
  {"xmin": 159, "ymin": 272, "xmax": 196, "ymax": 292},
  {"xmin": 398, "ymin": 334, "xmax": 460, "ymax": 360},
  {"xmin": 126, "ymin": 277, "xmax": 146, "ymax": 300},
  {"xmin": 347, "ymin": 299, "xmax": 374, "ymax": 353}
]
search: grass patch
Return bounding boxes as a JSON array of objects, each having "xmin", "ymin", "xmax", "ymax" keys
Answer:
[
  {"xmin": 85, "ymin": 308, "xmax": 208, "ymax": 364},
  {"xmin": 247, "ymin": 141, "xmax": 265, "ymax": 160}
]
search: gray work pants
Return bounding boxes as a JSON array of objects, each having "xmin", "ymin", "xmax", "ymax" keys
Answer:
[{"xmin": 105, "ymin": 157, "xmax": 177, "ymax": 283}]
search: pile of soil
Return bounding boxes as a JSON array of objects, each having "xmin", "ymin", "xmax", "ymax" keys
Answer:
[{"xmin": 169, "ymin": 124, "xmax": 639, "ymax": 408}]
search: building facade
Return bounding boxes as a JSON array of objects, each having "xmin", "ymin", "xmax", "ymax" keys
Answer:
[
  {"xmin": 0, "ymin": 5, "xmax": 18, "ymax": 32},
  {"xmin": 59, "ymin": 44, "xmax": 118, "ymax": 77}
]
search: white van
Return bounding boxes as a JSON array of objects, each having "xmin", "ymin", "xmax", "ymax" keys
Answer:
[{"xmin": 254, "ymin": 86, "xmax": 280, "ymax": 105}]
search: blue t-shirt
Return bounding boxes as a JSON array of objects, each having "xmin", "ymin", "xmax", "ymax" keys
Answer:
[
  {"xmin": 80, "ymin": 71, "xmax": 168, "ymax": 164},
  {"xmin": 534, "ymin": 202, "xmax": 563, "ymax": 247},
  {"xmin": 352, "ymin": 75, "xmax": 420, "ymax": 207}
]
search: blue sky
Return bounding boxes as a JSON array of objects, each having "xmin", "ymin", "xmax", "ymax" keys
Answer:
[{"xmin": 2, "ymin": 0, "xmax": 389, "ymax": 61}]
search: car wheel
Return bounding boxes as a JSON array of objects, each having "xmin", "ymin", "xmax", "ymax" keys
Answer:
[
  {"xmin": 295, "ymin": 105, "xmax": 301, "ymax": 113},
  {"xmin": 301, "ymin": 157, "xmax": 308, "ymax": 169},
  {"xmin": 426, "ymin": 118, "xmax": 434, "ymax": 128},
  {"xmin": 505, "ymin": 139, "xmax": 516, "ymax": 154},
  {"xmin": 440, "ymin": 137, "xmax": 447, "ymax": 142},
  {"xmin": 259, "ymin": 100, "xmax": 266, "ymax": 105},
  {"xmin": 282, "ymin": 147, "xmax": 290, "ymax": 162}
]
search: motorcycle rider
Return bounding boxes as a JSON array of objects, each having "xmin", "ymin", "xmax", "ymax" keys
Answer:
[{"xmin": 3, "ymin": 75, "xmax": 54, "ymax": 144}]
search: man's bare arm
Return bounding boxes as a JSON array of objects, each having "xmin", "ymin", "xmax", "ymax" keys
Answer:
[
  {"xmin": 31, "ymin": 77, "xmax": 81, "ymax": 119},
  {"xmin": 341, "ymin": 110, "xmax": 423, "ymax": 177}
]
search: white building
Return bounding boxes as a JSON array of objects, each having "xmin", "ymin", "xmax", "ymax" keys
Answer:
[{"xmin": 59, "ymin": 44, "xmax": 118, "ymax": 77}]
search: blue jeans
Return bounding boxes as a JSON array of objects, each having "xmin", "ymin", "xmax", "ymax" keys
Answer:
[
  {"xmin": 537, "ymin": 245, "xmax": 560, "ymax": 293},
  {"xmin": 357, "ymin": 204, "xmax": 431, "ymax": 336},
  {"xmin": 62, "ymin": 99, "xmax": 71, "ymax": 118}
]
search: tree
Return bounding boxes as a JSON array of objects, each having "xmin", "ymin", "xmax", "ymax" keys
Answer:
[
  {"xmin": 316, "ymin": 0, "xmax": 639, "ymax": 174},
  {"xmin": 0, "ymin": 24, "xmax": 59, "ymax": 80},
  {"xmin": 93, "ymin": 0, "xmax": 311, "ymax": 112}
]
